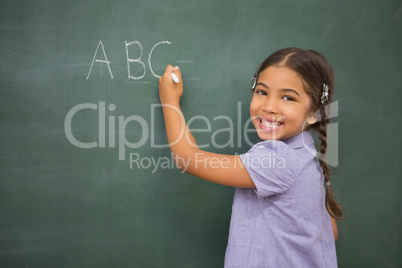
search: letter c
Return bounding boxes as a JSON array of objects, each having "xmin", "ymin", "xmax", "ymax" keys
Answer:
[{"xmin": 64, "ymin": 103, "xmax": 98, "ymax": 148}]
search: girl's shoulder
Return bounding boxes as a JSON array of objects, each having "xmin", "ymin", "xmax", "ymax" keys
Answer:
[{"xmin": 247, "ymin": 131, "xmax": 315, "ymax": 157}]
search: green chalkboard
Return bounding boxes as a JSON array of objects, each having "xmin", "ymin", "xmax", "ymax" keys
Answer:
[{"xmin": 1, "ymin": 0, "xmax": 401, "ymax": 267}]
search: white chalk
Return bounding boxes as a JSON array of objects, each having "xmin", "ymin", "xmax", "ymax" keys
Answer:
[{"xmin": 171, "ymin": 72, "xmax": 180, "ymax": 83}]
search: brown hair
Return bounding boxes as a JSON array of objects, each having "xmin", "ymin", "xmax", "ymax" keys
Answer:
[{"xmin": 253, "ymin": 47, "xmax": 344, "ymax": 220}]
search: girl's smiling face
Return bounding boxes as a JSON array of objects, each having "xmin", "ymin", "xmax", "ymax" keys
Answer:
[{"xmin": 250, "ymin": 66, "xmax": 313, "ymax": 141}]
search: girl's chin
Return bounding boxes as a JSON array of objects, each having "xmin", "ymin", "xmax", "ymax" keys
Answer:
[{"xmin": 257, "ymin": 131, "xmax": 283, "ymax": 141}]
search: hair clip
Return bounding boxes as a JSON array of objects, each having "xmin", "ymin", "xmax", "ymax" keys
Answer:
[
  {"xmin": 326, "ymin": 180, "xmax": 331, "ymax": 186},
  {"xmin": 251, "ymin": 75, "xmax": 257, "ymax": 90},
  {"xmin": 321, "ymin": 83, "xmax": 329, "ymax": 104}
]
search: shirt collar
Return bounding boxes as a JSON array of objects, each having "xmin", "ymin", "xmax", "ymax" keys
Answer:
[{"xmin": 282, "ymin": 131, "xmax": 314, "ymax": 149}]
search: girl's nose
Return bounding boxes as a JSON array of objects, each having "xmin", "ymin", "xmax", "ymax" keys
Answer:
[{"xmin": 262, "ymin": 96, "xmax": 279, "ymax": 114}]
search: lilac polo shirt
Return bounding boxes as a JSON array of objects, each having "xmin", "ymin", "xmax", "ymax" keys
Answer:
[{"xmin": 225, "ymin": 131, "xmax": 337, "ymax": 268}]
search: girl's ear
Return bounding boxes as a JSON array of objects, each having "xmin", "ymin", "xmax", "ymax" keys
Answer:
[{"xmin": 306, "ymin": 115, "xmax": 318, "ymax": 125}]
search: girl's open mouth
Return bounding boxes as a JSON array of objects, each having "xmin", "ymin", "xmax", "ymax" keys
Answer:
[{"xmin": 258, "ymin": 117, "xmax": 284, "ymax": 132}]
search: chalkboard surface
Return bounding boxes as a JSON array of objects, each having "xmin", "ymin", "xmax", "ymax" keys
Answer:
[{"xmin": 1, "ymin": 0, "xmax": 401, "ymax": 267}]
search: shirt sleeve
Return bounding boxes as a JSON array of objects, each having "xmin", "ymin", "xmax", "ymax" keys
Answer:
[{"xmin": 239, "ymin": 140, "xmax": 300, "ymax": 198}]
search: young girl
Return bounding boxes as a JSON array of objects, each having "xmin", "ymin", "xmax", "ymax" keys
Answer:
[{"xmin": 159, "ymin": 47, "xmax": 343, "ymax": 267}]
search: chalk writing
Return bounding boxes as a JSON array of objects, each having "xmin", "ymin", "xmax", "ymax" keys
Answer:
[
  {"xmin": 86, "ymin": 40, "xmax": 196, "ymax": 81},
  {"xmin": 125, "ymin": 40, "xmax": 146, "ymax": 80},
  {"xmin": 86, "ymin": 41, "xmax": 114, "ymax": 79}
]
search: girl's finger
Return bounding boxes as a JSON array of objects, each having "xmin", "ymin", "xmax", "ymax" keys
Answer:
[{"xmin": 164, "ymin": 65, "xmax": 175, "ymax": 76}]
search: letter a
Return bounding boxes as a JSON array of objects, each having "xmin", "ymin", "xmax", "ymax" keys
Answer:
[{"xmin": 86, "ymin": 40, "xmax": 114, "ymax": 79}]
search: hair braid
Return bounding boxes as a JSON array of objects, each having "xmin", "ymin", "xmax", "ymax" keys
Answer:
[{"xmin": 319, "ymin": 105, "xmax": 343, "ymax": 220}]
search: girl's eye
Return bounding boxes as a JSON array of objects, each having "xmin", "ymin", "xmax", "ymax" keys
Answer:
[
  {"xmin": 255, "ymin": 90, "xmax": 267, "ymax": 96},
  {"xmin": 283, "ymin": 96, "xmax": 296, "ymax": 101}
]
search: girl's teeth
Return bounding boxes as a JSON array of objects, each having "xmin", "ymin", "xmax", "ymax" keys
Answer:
[{"xmin": 261, "ymin": 120, "xmax": 281, "ymax": 128}]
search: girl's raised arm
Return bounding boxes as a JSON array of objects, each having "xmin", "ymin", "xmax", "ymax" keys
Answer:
[{"xmin": 158, "ymin": 65, "xmax": 255, "ymax": 188}]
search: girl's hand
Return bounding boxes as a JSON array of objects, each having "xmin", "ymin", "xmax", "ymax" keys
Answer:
[{"xmin": 159, "ymin": 65, "xmax": 183, "ymax": 105}]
